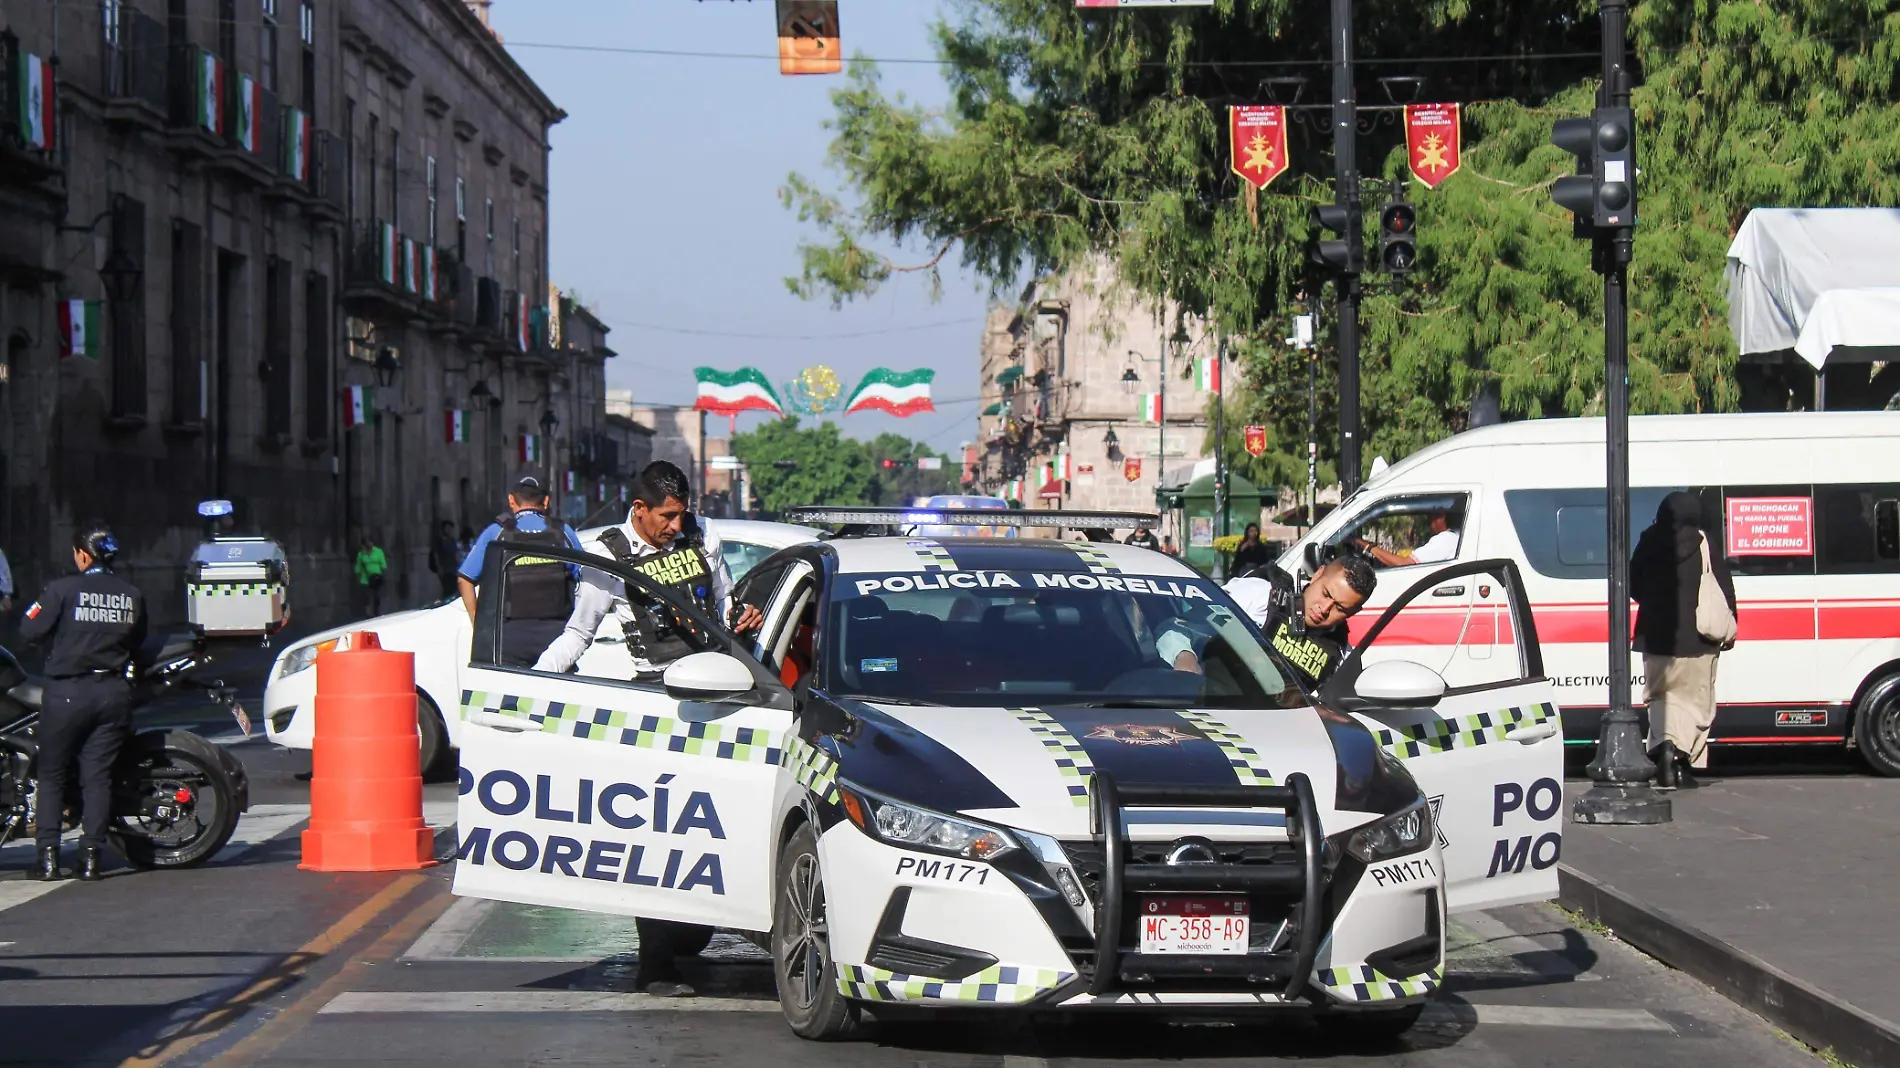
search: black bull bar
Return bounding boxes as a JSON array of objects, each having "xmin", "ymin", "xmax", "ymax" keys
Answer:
[{"xmin": 1086, "ymin": 772, "xmax": 1323, "ymax": 998}]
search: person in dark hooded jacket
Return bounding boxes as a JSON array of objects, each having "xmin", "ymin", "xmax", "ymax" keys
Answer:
[{"xmin": 1630, "ymin": 491, "xmax": 1737, "ymax": 789}]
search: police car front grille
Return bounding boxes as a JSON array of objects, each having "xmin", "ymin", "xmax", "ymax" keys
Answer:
[{"xmin": 1060, "ymin": 840, "xmax": 1302, "ymax": 900}]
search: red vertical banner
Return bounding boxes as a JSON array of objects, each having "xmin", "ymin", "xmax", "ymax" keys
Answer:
[
  {"xmin": 1228, "ymin": 106, "xmax": 1290, "ymax": 189},
  {"xmin": 1244, "ymin": 425, "xmax": 1268, "ymax": 457},
  {"xmin": 1403, "ymin": 103, "xmax": 1462, "ymax": 189}
]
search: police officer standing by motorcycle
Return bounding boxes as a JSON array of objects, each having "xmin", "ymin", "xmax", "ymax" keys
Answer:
[
  {"xmin": 534, "ymin": 460, "xmax": 765, "ymax": 998},
  {"xmin": 1224, "ymin": 553, "xmax": 1377, "ymax": 693},
  {"xmin": 457, "ymin": 472, "xmax": 584, "ymax": 666},
  {"xmin": 19, "ymin": 524, "xmax": 146, "ymax": 881}
]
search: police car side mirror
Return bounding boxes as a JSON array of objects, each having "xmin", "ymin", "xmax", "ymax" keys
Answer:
[
  {"xmin": 1304, "ymin": 541, "xmax": 1326, "ymax": 574},
  {"xmin": 1351, "ymin": 660, "xmax": 1447, "ymax": 708},
  {"xmin": 663, "ymin": 652, "xmax": 756, "ymax": 701}
]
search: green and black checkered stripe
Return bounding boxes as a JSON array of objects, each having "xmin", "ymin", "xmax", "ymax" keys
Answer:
[
  {"xmin": 188, "ymin": 582, "xmax": 283, "ymax": 597},
  {"xmin": 836, "ymin": 962, "xmax": 1071, "ymax": 1004},
  {"xmin": 1066, "ymin": 542, "xmax": 1121, "ymax": 575},
  {"xmin": 1007, "ymin": 708, "xmax": 1094, "ymax": 808},
  {"xmin": 781, "ymin": 735, "xmax": 840, "ymax": 803},
  {"xmin": 905, "ymin": 539, "xmax": 959, "ymax": 572},
  {"xmin": 460, "ymin": 691, "xmax": 783, "ymax": 765},
  {"xmin": 1371, "ymin": 702, "xmax": 1559, "ymax": 762},
  {"xmin": 1175, "ymin": 708, "xmax": 1277, "ymax": 787},
  {"xmin": 1316, "ymin": 964, "xmax": 1443, "ymax": 1002}
]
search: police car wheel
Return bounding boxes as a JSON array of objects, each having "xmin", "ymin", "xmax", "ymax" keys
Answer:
[
  {"xmin": 1312, "ymin": 1002, "xmax": 1426, "ymax": 1043},
  {"xmin": 417, "ymin": 693, "xmax": 452, "ymax": 782},
  {"xmin": 771, "ymin": 823, "xmax": 858, "ymax": 1040},
  {"xmin": 1852, "ymin": 672, "xmax": 1900, "ymax": 778}
]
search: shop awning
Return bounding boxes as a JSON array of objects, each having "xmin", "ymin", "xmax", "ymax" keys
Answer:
[
  {"xmin": 981, "ymin": 401, "xmax": 1004, "ymax": 416},
  {"xmin": 994, "ymin": 365, "xmax": 1024, "ymax": 386}
]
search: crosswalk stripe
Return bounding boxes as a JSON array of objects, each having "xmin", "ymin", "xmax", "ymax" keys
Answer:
[
  {"xmin": 400, "ymin": 895, "xmax": 494, "ymax": 960},
  {"xmin": 318, "ymin": 991, "xmax": 780, "ymax": 1014}
]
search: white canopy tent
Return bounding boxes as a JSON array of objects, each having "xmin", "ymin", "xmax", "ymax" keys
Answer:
[{"xmin": 1792, "ymin": 287, "xmax": 1900, "ymax": 370}]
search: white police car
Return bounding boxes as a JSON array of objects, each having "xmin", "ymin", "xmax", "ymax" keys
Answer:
[{"xmin": 448, "ymin": 508, "xmax": 1563, "ymax": 1038}]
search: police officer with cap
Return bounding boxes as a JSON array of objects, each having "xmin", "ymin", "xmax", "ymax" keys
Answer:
[
  {"xmin": 1224, "ymin": 553, "xmax": 1377, "ymax": 693},
  {"xmin": 19, "ymin": 522, "xmax": 146, "ymax": 881},
  {"xmin": 457, "ymin": 471, "xmax": 584, "ymax": 666},
  {"xmin": 534, "ymin": 460, "xmax": 765, "ymax": 998}
]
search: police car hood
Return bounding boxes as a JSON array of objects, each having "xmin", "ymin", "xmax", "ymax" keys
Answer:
[{"xmin": 844, "ymin": 702, "xmax": 1395, "ymax": 840}]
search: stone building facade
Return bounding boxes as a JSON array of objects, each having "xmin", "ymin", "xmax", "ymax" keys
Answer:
[
  {"xmin": 0, "ymin": 0, "xmax": 636, "ymax": 629},
  {"xmin": 609, "ymin": 396, "xmax": 738, "ymax": 517},
  {"xmin": 971, "ymin": 262, "xmax": 1224, "ymax": 536}
]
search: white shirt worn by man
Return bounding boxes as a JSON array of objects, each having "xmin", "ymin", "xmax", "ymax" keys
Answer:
[
  {"xmin": 1409, "ymin": 528, "xmax": 1460, "ymax": 565},
  {"xmin": 1222, "ymin": 576, "xmax": 1279, "ymax": 629},
  {"xmin": 532, "ymin": 519, "xmax": 734, "ymax": 674}
]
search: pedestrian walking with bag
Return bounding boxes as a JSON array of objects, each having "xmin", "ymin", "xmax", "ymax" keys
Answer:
[{"xmin": 1630, "ymin": 491, "xmax": 1737, "ymax": 789}]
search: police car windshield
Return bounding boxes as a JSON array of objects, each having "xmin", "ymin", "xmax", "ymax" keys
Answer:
[{"xmin": 824, "ymin": 570, "xmax": 1308, "ymax": 709}]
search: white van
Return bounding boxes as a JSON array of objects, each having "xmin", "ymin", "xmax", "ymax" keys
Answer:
[{"xmin": 1280, "ymin": 412, "xmax": 1900, "ymax": 775}]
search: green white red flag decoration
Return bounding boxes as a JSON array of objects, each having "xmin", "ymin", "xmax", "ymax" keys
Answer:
[
  {"xmin": 58, "ymin": 300, "xmax": 101, "ymax": 358},
  {"xmin": 844, "ymin": 367, "xmax": 935, "ymax": 417},
  {"xmin": 445, "ymin": 409, "xmax": 467, "ymax": 443},
  {"xmin": 421, "ymin": 247, "xmax": 438, "ymax": 301},
  {"xmin": 1137, "ymin": 392, "xmax": 1163, "ymax": 424},
  {"xmin": 193, "ymin": 49, "xmax": 224, "ymax": 134},
  {"xmin": 283, "ymin": 106, "xmax": 311, "ymax": 180},
  {"xmin": 519, "ymin": 434, "xmax": 541, "ymax": 463},
  {"xmin": 1228, "ymin": 105, "xmax": 1289, "ymax": 189},
  {"xmin": 694, "ymin": 367, "xmax": 785, "ymax": 415},
  {"xmin": 342, "ymin": 385, "xmax": 371, "ymax": 428},
  {"xmin": 516, "ymin": 292, "xmax": 532, "ymax": 351},
  {"xmin": 401, "ymin": 237, "xmax": 420, "ymax": 294},
  {"xmin": 1195, "ymin": 356, "xmax": 1221, "ymax": 392},
  {"xmin": 378, "ymin": 222, "xmax": 397, "ymax": 285},
  {"xmin": 18, "ymin": 51, "xmax": 54, "ymax": 151},
  {"xmin": 1404, "ymin": 103, "xmax": 1462, "ymax": 189},
  {"xmin": 236, "ymin": 74, "xmax": 263, "ymax": 153}
]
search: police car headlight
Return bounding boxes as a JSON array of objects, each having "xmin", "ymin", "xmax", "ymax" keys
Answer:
[
  {"xmin": 277, "ymin": 638, "xmax": 340, "ymax": 680},
  {"xmin": 839, "ymin": 786, "xmax": 1016, "ymax": 862},
  {"xmin": 1345, "ymin": 797, "xmax": 1433, "ymax": 864}
]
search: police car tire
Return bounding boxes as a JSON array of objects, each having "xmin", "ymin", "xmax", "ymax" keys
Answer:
[
  {"xmin": 1852, "ymin": 672, "xmax": 1900, "ymax": 778},
  {"xmin": 417, "ymin": 693, "xmax": 452, "ymax": 782},
  {"xmin": 1312, "ymin": 1002, "xmax": 1426, "ymax": 1043},
  {"xmin": 771, "ymin": 823, "xmax": 858, "ymax": 1040}
]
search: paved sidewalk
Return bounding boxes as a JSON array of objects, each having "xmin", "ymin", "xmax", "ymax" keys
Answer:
[{"xmin": 1561, "ymin": 772, "xmax": 1900, "ymax": 1067}]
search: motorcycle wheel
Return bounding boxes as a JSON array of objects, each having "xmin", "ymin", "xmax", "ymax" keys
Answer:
[{"xmin": 111, "ymin": 732, "xmax": 241, "ymax": 870}]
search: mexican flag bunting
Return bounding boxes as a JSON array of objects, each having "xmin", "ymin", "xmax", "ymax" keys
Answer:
[
  {"xmin": 1137, "ymin": 392, "xmax": 1163, "ymax": 424},
  {"xmin": 377, "ymin": 222, "xmax": 397, "ymax": 285},
  {"xmin": 58, "ymin": 300, "xmax": 101, "ymax": 358},
  {"xmin": 564, "ymin": 471, "xmax": 577, "ymax": 492},
  {"xmin": 401, "ymin": 237, "xmax": 419, "ymax": 294},
  {"xmin": 283, "ymin": 106, "xmax": 311, "ymax": 180},
  {"xmin": 693, "ymin": 367, "xmax": 784, "ymax": 415},
  {"xmin": 444, "ymin": 409, "xmax": 467, "ymax": 443},
  {"xmin": 1058, "ymin": 451, "xmax": 1073, "ymax": 481},
  {"xmin": 18, "ymin": 51, "xmax": 54, "ymax": 151},
  {"xmin": 519, "ymin": 434, "xmax": 540, "ymax": 463},
  {"xmin": 844, "ymin": 367, "xmax": 935, "ymax": 417},
  {"xmin": 195, "ymin": 49, "xmax": 224, "ymax": 135},
  {"xmin": 1196, "ymin": 356, "xmax": 1221, "ymax": 392},
  {"xmin": 235, "ymin": 74, "xmax": 262, "ymax": 153},
  {"xmin": 516, "ymin": 292, "xmax": 532, "ymax": 351},
  {"xmin": 342, "ymin": 385, "xmax": 371, "ymax": 428},
  {"xmin": 421, "ymin": 247, "xmax": 438, "ymax": 301}
]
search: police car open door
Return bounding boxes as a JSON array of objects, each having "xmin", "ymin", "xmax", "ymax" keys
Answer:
[
  {"xmin": 453, "ymin": 543, "xmax": 796, "ymax": 933},
  {"xmin": 1321, "ymin": 559, "xmax": 1565, "ymax": 914}
]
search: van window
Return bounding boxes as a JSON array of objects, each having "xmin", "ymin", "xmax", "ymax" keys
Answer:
[
  {"xmin": 1816, "ymin": 485, "xmax": 1900, "ymax": 575},
  {"xmin": 1328, "ymin": 493, "xmax": 1468, "ymax": 567},
  {"xmin": 1505, "ymin": 488, "xmax": 1685, "ymax": 580}
]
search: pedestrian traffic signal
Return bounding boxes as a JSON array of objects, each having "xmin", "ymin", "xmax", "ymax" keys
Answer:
[
  {"xmin": 1551, "ymin": 107, "xmax": 1637, "ymax": 231},
  {"xmin": 1308, "ymin": 204, "xmax": 1358, "ymax": 274},
  {"xmin": 1378, "ymin": 200, "xmax": 1417, "ymax": 276}
]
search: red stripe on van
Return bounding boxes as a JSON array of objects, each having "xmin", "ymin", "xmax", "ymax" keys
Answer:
[{"xmin": 1344, "ymin": 601, "xmax": 1897, "ymax": 646}]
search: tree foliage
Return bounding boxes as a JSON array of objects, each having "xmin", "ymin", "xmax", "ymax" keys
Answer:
[
  {"xmin": 731, "ymin": 420, "xmax": 952, "ymax": 513},
  {"xmin": 785, "ymin": 0, "xmax": 1900, "ymax": 481}
]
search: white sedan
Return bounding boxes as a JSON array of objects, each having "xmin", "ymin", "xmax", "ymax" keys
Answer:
[{"xmin": 262, "ymin": 518, "xmax": 820, "ymax": 774}]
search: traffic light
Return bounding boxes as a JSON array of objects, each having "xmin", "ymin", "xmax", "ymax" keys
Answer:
[
  {"xmin": 1308, "ymin": 204, "xmax": 1359, "ymax": 274},
  {"xmin": 879, "ymin": 458, "xmax": 898, "ymax": 469},
  {"xmin": 1551, "ymin": 106, "xmax": 1637, "ymax": 232},
  {"xmin": 1378, "ymin": 200, "xmax": 1417, "ymax": 276}
]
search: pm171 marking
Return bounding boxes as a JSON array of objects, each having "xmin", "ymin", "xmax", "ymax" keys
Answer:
[
  {"xmin": 1369, "ymin": 856, "xmax": 1437, "ymax": 888},
  {"xmin": 895, "ymin": 856, "xmax": 990, "ymax": 885}
]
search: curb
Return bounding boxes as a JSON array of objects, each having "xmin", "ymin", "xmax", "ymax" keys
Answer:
[{"xmin": 1558, "ymin": 864, "xmax": 1900, "ymax": 1068}]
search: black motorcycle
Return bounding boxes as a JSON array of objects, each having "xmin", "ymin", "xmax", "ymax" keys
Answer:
[{"xmin": 0, "ymin": 639, "xmax": 251, "ymax": 869}]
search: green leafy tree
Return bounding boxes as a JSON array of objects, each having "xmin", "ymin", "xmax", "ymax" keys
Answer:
[
  {"xmin": 785, "ymin": 0, "xmax": 1900, "ymax": 483},
  {"xmin": 731, "ymin": 419, "xmax": 876, "ymax": 514}
]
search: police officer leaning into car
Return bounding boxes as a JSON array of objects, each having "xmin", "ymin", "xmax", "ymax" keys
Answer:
[
  {"xmin": 1224, "ymin": 552, "xmax": 1377, "ymax": 694},
  {"xmin": 457, "ymin": 471, "xmax": 584, "ymax": 666},
  {"xmin": 20, "ymin": 523, "xmax": 147, "ymax": 882}
]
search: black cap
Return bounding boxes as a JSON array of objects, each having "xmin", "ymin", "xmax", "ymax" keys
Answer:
[{"xmin": 511, "ymin": 470, "xmax": 549, "ymax": 497}]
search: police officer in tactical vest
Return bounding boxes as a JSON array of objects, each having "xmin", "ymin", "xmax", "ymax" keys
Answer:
[
  {"xmin": 457, "ymin": 472, "xmax": 584, "ymax": 667},
  {"xmin": 1224, "ymin": 553, "xmax": 1378, "ymax": 693},
  {"xmin": 534, "ymin": 460, "xmax": 766, "ymax": 998},
  {"xmin": 20, "ymin": 523, "xmax": 147, "ymax": 881}
]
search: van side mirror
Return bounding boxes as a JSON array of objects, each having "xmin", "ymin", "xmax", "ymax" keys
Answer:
[{"xmin": 1304, "ymin": 541, "xmax": 1327, "ymax": 574}]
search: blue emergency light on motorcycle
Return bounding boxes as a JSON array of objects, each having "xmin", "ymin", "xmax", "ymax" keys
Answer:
[{"xmin": 196, "ymin": 500, "xmax": 235, "ymax": 518}]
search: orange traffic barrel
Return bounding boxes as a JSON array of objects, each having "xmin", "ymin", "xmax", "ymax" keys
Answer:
[{"xmin": 300, "ymin": 631, "xmax": 437, "ymax": 871}]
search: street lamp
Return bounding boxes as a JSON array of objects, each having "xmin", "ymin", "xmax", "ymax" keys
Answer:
[
  {"xmin": 1103, "ymin": 426, "xmax": 1120, "ymax": 455},
  {"xmin": 1120, "ymin": 367, "xmax": 1141, "ymax": 396},
  {"xmin": 374, "ymin": 347, "xmax": 399, "ymax": 388},
  {"xmin": 99, "ymin": 246, "xmax": 142, "ymax": 303},
  {"xmin": 539, "ymin": 408, "xmax": 558, "ymax": 437},
  {"xmin": 469, "ymin": 380, "xmax": 501, "ymax": 410}
]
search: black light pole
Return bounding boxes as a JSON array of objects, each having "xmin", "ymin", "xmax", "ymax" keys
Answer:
[
  {"xmin": 1330, "ymin": 0, "xmax": 1364, "ymax": 495},
  {"xmin": 1569, "ymin": 0, "xmax": 1668, "ymax": 825},
  {"xmin": 1213, "ymin": 335, "xmax": 1227, "ymax": 579}
]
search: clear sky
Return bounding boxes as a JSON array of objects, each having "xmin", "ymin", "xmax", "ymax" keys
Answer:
[{"xmin": 487, "ymin": 1, "xmax": 991, "ymax": 457}]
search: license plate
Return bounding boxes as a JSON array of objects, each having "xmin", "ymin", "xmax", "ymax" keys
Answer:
[
  {"xmin": 230, "ymin": 702, "xmax": 252, "ymax": 738},
  {"xmin": 1138, "ymin": 895, "xmax": 1250, "ymax": 955}
]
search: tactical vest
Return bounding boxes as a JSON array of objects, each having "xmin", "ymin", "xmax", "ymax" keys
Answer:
[
  {"xmin": 597, "ymin": 518, "xmax": 713, "ymax": 668},
  {"xmin": 495, "ymin": 511, "xmax": 572, "ymax": 620}
]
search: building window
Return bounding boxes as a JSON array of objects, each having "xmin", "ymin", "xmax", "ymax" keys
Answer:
[
  {"xmin": 511, "ymin": 213, "xmax": 520, "ymax": 279},
  {"xmin": 426, "ymin": 156, "xmax": 438, "ymax": 246},
  {"xmin": 388, "ymin": 128, "xmax": 400, "ymax": 229},
  {"xmin": 264, "ymin": 256, "xmax": 292, "ymax": 439},
  {"xmin": 305, "ymin": 272, "xmax": 330, "ymax": 440},
  {"xmin": 300, "ymin": 0, "xmax": 314, "ymax": 43},
  {"xmin": 218, "ymin": 0, "xmax": 237, "ymax": 64},
  {"xmin": 299, "ymin": 1, "xmax": 316, "ymax": 119},
  {"xmin": 109, "ymin": 197, "xmax": 149, "ymax": 422},
  {"xmin": 167, "ymin": 0, "xmax": 187, "ymax": 50},
  {"xmin": 260, "ymin": 0, "xmax": 279, "ymax": 93},
  {"xmin": 455, "ymin": 175, "xmax": 467, "ymax": 258},
  {"xmin": 103, "ymin": 0, "xmax": 122, "ymax": 48},
  {"xmin": 170, "ymin": 218, "xmax": 205, "ymax": 425},
  {"xmin": 365, "ymin": 112, "xmax": 377, "ymax": 222},
  {"xmin": 484, "ymin": 197, "xmax": 494, "ymax": 274}
]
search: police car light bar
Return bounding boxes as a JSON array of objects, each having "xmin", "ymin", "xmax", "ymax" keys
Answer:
[{"xmin": 783, "ymin": 507, "xmax": 1157, "ymax": 531}]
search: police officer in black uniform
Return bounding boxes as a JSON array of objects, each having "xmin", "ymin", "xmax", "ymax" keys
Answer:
[
  {"xmin": 1226, "ymin": 553, "xmax": 1377, "ymax": 694},
  {"xmin": 456, "ymin": 472, "xmax": 583, "ymax": 667},
  {"xmin": 20, "ymin": 523, "xmax": 146, "ymax": 881}
]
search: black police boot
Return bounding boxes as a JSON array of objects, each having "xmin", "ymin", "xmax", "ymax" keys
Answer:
[
  {"xmin": 77, "ymin": 845, "xmax": 104, "ymax": 882},
  {"xmin": 35, "ymin": 846, "xmax": 64, "ymax": 882},
  {"xmin": 1652, "ymin": 742, "xmax": 1679, "ymax": 791}
]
